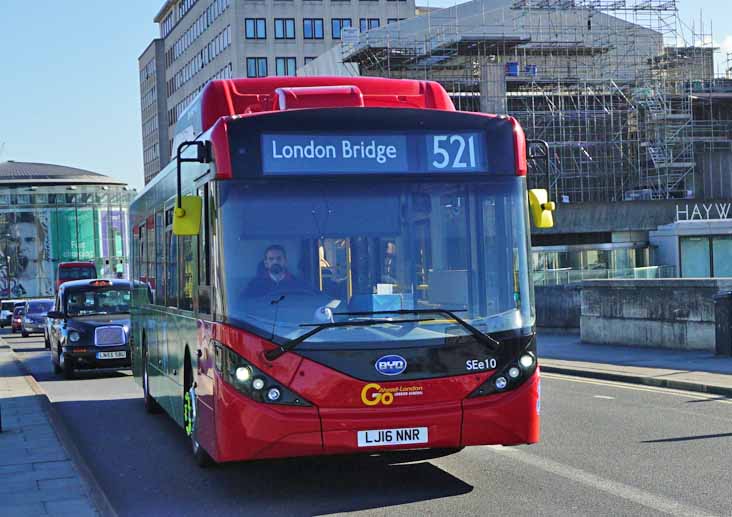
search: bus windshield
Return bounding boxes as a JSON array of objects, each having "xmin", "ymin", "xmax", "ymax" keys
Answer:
[
  {"xmin": 60, "ymin": 266, "xmax": 96, "ymax": 281},
  {"xmin": 220, "ymin": 178, "xmax": 532, "ymax": 345}
]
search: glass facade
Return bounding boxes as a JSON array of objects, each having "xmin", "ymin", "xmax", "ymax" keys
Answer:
[
  {"xmin": 531, "ymin": 243, "xmax": 670, "ymax": 285},
  {"xmin": 0, "ymin": 185, "xmax": 134, "ymax": 298},
  {"xmin": 680, "ymin": 235, "xmax": 732, "ymax": 278}
]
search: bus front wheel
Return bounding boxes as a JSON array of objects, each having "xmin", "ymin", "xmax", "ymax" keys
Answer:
[{"xmin": 184, "ymin": 357, "xmax": 214, "ymax": 468}]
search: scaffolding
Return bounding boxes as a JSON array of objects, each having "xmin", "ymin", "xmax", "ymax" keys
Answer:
[{"xmin": 341, "ymin": 0, "xmax": 730, "ymax": 202}]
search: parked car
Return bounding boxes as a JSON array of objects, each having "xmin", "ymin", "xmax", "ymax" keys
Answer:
[
  {"xmin": 11, "ymin": 306, "xmax": 25, "ymax": 333},
  {"xmin": 0, "ymin": 300, "xmax": 17, "ymax": 328},
  {"xmin": 47, "ymin": 279, "xmax": 132, "ymax": 379},
  {"xmin": 22, "ymin": 299, "xmax": 54, "ymax": 338},
  {"xmin": 55, "ymin": 261, "xmax": 97, "ymax": 292}
]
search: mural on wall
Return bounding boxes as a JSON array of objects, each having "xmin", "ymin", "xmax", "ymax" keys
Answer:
[
  {"xmin": 0, "ymin": 205, "xmax": 131, "ymax": 299},
  {"xmin": 0, "ymin": 210, "xmax": 54, "ymax": 298}
]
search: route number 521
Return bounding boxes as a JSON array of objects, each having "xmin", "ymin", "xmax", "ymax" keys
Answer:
[{"xmin": 431, "ymin": 134, "xmax": 477, "ymax": 170}]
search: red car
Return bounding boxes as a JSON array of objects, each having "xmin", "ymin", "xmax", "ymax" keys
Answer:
[{"xmin": 11, "ymin": 306, "xmax": 24, "ymax": 333}]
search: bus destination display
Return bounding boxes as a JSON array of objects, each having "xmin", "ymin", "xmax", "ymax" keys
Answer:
[{"xmin": 261, "ymin": 132, "xmax": 488, "ymax": 175}]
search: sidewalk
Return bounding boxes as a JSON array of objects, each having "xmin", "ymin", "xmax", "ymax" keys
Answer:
[
  {"xmin": 0, "ymin": 344, "xmax": 100, "ymax": 517},
  {"xmin": 538, "ymin": 330, "xmax": 732, "ymax": 397}
]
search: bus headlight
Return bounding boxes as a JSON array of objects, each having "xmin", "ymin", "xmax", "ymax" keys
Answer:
[
  {"xmin": 519, "ymin": 354, "xmax": 534, "ymax": 369},
  {"xmin": 468, "ymin": 344, "xmax": 538, "ymax": 398},
  {"xmin": 215, "ymin": 342, "xmax": 310, "ymax": 406},
  {"xmin": 252, "ymin": 378, "xmax": 265, "ymax": 391},
  {"xmin": 235, "ymin": 366, "xmax": 252, "ymax": 383},
  {"xmin": 267, "ymin": 388, "xmax": 282, "ymax": 401}
]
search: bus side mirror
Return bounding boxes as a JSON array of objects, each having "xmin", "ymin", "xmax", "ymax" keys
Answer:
[
  {"xmin": 528, "ymin": 189, "xmax": 555, "ymax": 229},
  {"xmin": 173, "ymin": 196, "xmax": 202, "ymax": 236}
]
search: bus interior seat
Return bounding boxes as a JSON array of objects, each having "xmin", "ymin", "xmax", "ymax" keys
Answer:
[{"xmin": 426, "ymin": 270, "xmax": 468, "ymax": 307}]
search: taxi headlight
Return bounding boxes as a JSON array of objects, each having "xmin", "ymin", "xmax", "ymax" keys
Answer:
[{"xmin": 69, "ymin": 331, "xmax": 81, "ymax": 342}]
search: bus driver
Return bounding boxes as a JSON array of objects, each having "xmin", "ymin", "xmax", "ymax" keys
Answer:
[{"xmin": 244, "ymin": 245, "xmax": 307, "ymax": 297}]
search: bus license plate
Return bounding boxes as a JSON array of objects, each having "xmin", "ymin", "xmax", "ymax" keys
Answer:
[
  {"xmin": 96, "ymin": 351, "xmax": 126, "ymax": 359},
  {"xmin": 357, "ymin": 427, "xmax": 428, "ymax": 447}
]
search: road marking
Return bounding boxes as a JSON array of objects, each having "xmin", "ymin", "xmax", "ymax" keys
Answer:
[
  {"xmin": 542, "ymin": 373, "xmax": 732, "ymax": 405},
  {"xmin": 483, "ymin": 447, "xmax": 720, "ymax": 517},
  {"xmin": 593, "ymin": 395, "xmax": 615, "ymax": 400}
]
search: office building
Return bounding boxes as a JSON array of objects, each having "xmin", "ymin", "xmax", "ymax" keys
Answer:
[
  {"xmin": 139, "ymin": 39, "xmax": 170, "ymax": 185},
  {"xmin": 139, "ymin": 0, "xmax": 415, "ymax": 183}
]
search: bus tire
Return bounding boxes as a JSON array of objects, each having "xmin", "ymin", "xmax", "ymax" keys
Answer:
[
  {"xmin": 142, "ymin": 343, "xmax": 162, "ymax": 414},
  {"xmin": 184, "ymin": 356, "xmax": 214, "ymax": 468}
]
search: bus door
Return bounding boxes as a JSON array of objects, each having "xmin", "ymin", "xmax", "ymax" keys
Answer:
[{"xmin": 194, "ymin": 184, "xmax": 215, "ymax": 446}]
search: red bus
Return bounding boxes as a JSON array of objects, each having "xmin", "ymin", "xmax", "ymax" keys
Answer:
[
  {"xmin": 129, "ymin": 77, "xmax": 555, "ymax": 466},
  {"xmin": 56, "ymin": 261, "xmax": 97, "ymax": 292}
]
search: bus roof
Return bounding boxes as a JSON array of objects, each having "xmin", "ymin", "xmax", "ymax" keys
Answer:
[
  {"xmin": 173, "ymin": 77, "xmax": 455, "ymax": 150},
  {"xmin": 59, "ymin": 261, "xmax": 96, "ymax": 268}
]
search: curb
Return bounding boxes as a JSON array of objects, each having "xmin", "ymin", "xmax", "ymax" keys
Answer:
[
  {"xmin": 541, "ymin": 364, "xmax": 732, "ymax": 398},
  {"xmin": 7, "ymin": 345, "xmax": 118, "ymax": 517}
]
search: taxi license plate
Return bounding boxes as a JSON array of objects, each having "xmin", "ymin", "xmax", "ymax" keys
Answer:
[
  {"xmin": 96, "ymin": 351, "xmax": 126, "ymax": 359},
  {"xmin": 357, "ymin": 427, "xmax": 428, "ymax": 447}
]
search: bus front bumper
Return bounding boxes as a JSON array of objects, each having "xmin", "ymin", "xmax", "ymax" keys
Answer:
[{"xmin": 212, "ymin": 369, "xmax": 540, "ymax": 463}]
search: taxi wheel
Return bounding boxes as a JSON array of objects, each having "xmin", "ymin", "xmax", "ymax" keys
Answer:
[
  {"xmin": 44, "ymin": 332, "xmax": 50, "ymax": 349},
  {"xmin": 53, "ymin": 347, "xmax": 62, "ymax": 374},
  {"xmin": 184, "ymin": 357, "xmax": 214, "ymax": 468},
  {"xmin": 61, "ymin": 351, "xmax": 75, "ymax": 380},
  {"xmin": 142, "ymin": 344, "xmax": 161, "ymax": 414}
]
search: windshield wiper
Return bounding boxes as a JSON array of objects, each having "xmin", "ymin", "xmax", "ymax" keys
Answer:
[
  {"xmin": 334, "ymin": 309, "xmax": 501, "ymax": 350},
  {"xmin": 264, "ymin": 317, "xmax": 435, "ymax": 361}
]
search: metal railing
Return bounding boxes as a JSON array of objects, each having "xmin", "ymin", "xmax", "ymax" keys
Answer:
[{"xmin": 533, "ymin": 265, "xmax": 676, "ymax": 286}]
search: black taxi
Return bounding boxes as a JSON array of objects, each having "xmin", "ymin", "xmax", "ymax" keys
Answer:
[{"xmin": 47, "ymin": 279, "xmax": 134, "ymax": 379}]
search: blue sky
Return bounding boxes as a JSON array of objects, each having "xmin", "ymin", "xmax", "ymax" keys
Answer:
[{"xmin": 0, "ymin": 1, "xmax": 729, "ymax": 192}]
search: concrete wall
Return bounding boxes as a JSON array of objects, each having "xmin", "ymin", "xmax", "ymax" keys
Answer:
[
  {"xmin": 535, "ymin": 284, "xmax": 582, "ymax": 329},
  {"xmin": 581, "ymin": 279, "xmax": 732, "ymax": 351}
]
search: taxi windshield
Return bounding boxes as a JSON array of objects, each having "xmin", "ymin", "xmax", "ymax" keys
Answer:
[
  {"xmin": 219, "ymin": 178, "xmax": 533, "ymax": 346},
  {"xmin": 65, "ymin": 288, "xmax": 130, "ymax": 317}
]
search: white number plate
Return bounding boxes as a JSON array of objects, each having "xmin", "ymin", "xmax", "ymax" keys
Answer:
[
  {"xmin": 96, "ymin": 351, "xmax": 127, "ymax": 359},
  {"xmin": 357, "ymin": 427, "xmax": 428, "ymax": 447}
]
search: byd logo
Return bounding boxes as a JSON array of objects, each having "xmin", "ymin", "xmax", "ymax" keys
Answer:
[{"xmin": 374, "ymin": 355, "xmax": 407, "ymax": 376}]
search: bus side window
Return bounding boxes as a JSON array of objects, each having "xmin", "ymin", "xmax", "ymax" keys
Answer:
[
  {"xmin": 145, "ymin": 216, "xmax": 156, "ymax": 296},
  {"xmin": 155, "ymin": 210, "xmax": 165, "ymax": 306},
  {"xmin": 138, "ymin": 223, "xmax": 146, "ymax": 283},
  {"xmin": 180, "ymin": 234, "xmax": 195, "ymax": 311},
  {"xmin": 197, "ymin": 184, "xmax": 211, "ymax": 314},
  {"xmin": 166, "ymin": 208, "xmax": 179, "ymax": 308}
]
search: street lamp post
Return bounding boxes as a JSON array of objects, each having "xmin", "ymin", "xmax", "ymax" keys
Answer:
[{"xmin": 1, "ymin": 232, "xmax": 11, "ymax": 298}]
